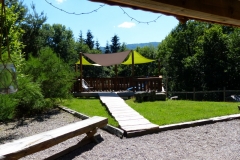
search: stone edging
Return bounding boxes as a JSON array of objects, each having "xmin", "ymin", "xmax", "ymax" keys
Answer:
[
  {"xmin": 158, "ymin": 114, "xmax": 240, "ymax": 131},
  {"xmin": 59, "ymin": 106, "xmax": 240, "ymax": 137},
  {"xmin": 58, "ymin": 106, "xmax": 124, "ymax": 138}
]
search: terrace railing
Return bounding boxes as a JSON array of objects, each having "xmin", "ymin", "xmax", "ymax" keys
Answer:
[{"xmin": 72, "ymin": 76, "xmax": 162, "ymax": 92}]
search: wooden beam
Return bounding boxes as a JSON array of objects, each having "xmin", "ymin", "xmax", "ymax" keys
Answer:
[
  {"xmin": 90, "ymin": 0, "xmax": 240, "ymax": 27},
  {"xmin": 0, "ymin": 116, "xmax": 108, "ymax": 160}
]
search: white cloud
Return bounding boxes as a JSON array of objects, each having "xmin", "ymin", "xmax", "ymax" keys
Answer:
[
  {"xmin": 55, "ymin": 0, "xmax": 66, "ymax": 4},
  {"xmin": 118, "ymin": 22, "xmax": 136, "ymax": 28}
]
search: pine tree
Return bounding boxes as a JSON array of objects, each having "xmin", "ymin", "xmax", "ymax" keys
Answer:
[
  {"xmin": 110, "ymin": 34, "xmax": 121, "ymax": 53},
  {"xmin": 21, "ymin": 3, "xmax": 47, "ymax": 59},
  {"xmin": 85, "ymin": 30, "xmax": 94, "ymax": 50},
  {"xmin": 105, "ymin": 41, "xmax": 111, "ymax": 53},
  {"xmin": 78, "ymin": 30, "xmax": 85, "ymax": 44},
  {"xmin": 95, "ymin": 40, "xmax": 101, "ymax": 51},
  {"xmin": 120, "ymin": 42, "xmax": 128, "ymax": 51}
]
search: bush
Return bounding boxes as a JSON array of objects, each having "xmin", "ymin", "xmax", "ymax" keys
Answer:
[
  {"xmin": 24, "ymin": 47, "xmax": 74, "ymax": 100},
  {"xmin": 13, "ymin": 74, "xmax": 48, "ymax": 117},
  {"xmin": 0, "ymin": 94, "xmax": 17, "ymax": 121}
]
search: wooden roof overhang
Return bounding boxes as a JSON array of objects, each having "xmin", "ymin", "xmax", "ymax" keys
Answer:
[{"xmin": 89, "ymin": 0, "xmax": 240, "ymax": 27}]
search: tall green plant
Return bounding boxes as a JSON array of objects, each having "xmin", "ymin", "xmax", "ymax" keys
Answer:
[
  {"xmin": 25, "ymin": 47, "xmax": 74, "ymax": 100},
  {"xmin": 13, "ymin": 74, "xmax": 47, "ymax": 117},
  {"xmin": 0, "ymin": 94, "xmax": 17, "ymax": 121}
]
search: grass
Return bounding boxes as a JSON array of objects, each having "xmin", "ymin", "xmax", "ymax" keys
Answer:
[
  {"xmin": 62, "ymin": 97, "xmax": 240, "ymax": 127},
  {"xmin": 125, "ymin": 99, "xmax": 240, "ymax": 125},
  {"xmin": 62, "ymin": 97, "xmax": 119, "ymax": 126}
]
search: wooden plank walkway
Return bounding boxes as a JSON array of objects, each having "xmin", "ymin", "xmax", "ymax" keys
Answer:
[{"xmin": 98, "ymin": 92, "xmax": 159, "ymax": 137}]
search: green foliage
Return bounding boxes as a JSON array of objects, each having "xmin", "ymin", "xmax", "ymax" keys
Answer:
[
  {"xmin": 85, "ymin": 30, "xmax": 94, "ymax": 50},
  {"xmin": 5, "ymin": 0, "xmax": 27, "ymax": 24},
  {"xmin": 13, "ymin": 74, "xmax": 47, "ymax": 117},
  {"xmin": 118, "ymin": 46, "xmax": 158, "ymax": 77},
  {"xmin": 0, "ymin": 94, "xmax": 17, "ymax": 121},
  {"xmin": 0, "ymin": 52, "xmax": 48, "ymax": 119},
  {"xmin": 50, "ymin": 24, "xmax": 76, "ymax": 63},
  {"xmin": 10, "ymin": 52, "xmax": 48, "ymax": 118},
  {"xmin": 110, "ymin": 34, "xmax": 121, "ymax": 53},
  {"xmin": 158, "ymin": 21, "xmax": 240, "ymax": 96},
  {"xmin": 1, "ymin": 1, "xmax": 24, "ymax": 57},
  {"xmin": 134, "ymin": 46, "xmax": 158, "ymax": 77},
  {"xmin": 21, "ymin": 3, "xmax": 47, "ymax": 59},
  {"xmin": 24, "ymin": 47, "xmax": 74, "ymax": 100},
  {"xmin": 95, "ymin": 40, "xmax": 101, "ymax": 51},
  {"xmin": 104, "ymin": 41, "xmax": 111, "ymax": 53},
  {"xmin": 120, "ymin": 42, "xmax": 128, "ymax": 52}
]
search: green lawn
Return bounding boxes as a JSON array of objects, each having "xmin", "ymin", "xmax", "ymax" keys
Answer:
[
  {"xmin": 62, "ymin": 97, "xmax": 119, "ymax": 126},
  {"xmin": 126, "ymin": 99, "xmax": 240, "ymax": 125},
  {"xmin": 62, "ymin": 98, "xmax": 240, "ymax": 127}
]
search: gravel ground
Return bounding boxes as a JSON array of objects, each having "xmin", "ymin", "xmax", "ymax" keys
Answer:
[{"xmin": 0, "ymin": 108, "xmax": 240, "ymax": 160}]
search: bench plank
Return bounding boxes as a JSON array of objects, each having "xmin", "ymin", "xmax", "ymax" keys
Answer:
[{"xmin": 0, "ymin": 116, "xmax": 107, "ymax": 160}]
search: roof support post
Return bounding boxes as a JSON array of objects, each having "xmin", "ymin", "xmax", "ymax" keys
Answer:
[
  {"xmin": 115, "ymin": 64, "xmax": 118, "ymax": 91},
  {"xmin": 131, "ymin": 51, "xmax": 135, "ymax": 92},
  {"xmin": 79, "ymin": 52, "xmax": 83, "ymax": 92}
]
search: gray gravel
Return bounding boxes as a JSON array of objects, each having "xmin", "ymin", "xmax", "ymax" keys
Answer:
[{"xmin": 0, "ymin": 108, "xmax": 240, "ymax": 160}]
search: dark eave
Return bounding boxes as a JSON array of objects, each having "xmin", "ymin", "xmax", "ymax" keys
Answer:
[{"xmin": 89, "ymin": 0, "xmax": 240, "ymax": 27}]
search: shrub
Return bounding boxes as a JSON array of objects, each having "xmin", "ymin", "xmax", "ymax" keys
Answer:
[
  {"xmin": 0, "ymin": 94, "xmax": 17, "ymax": 121},
  {"xmin": 24, "ymin": 47, "xmax": 74, "ymax": 100},
  {"xmin": 13, "ymin": 74, "xmax": 47, "ymax": 117}
]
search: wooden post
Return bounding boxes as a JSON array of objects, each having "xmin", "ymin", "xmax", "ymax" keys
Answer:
[
  {"xmin": 80, "ymin": 52, "xmax": 82, "ymax": 92},
  {"xmin": 223, "ymin": 87, "xmax": 226, "ymax": 102},
  {"xmin": 115, "ymin": 64, "xmax": 118, "ymax": 91},
  {"xmin": 131, "ymin": 51, "xmax": 135, "ymax": 92},
  {"xmin": 193, "ymin": 87, "xmax": 195, "ymax": 100}
]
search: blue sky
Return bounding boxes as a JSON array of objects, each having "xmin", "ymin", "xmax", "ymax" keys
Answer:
[{"xmin": 23, "ymin": 0, "xmax": 179, "ymax": 47}]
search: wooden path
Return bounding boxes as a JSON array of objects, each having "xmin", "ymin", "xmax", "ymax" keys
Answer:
[{"xmin": 98, "ymin": 92, "xmax": 159, "ymax": 137}]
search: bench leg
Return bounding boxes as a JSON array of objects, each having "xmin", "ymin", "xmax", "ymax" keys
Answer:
[{"xmin": 82, "ymin": 128, "xmax": 99, "ymax": 143}]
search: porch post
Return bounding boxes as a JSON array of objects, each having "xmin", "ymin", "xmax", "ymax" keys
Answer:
[
  {"xmin": 131, "ymin": 51, "xmax": 135, "ymax": 91},
  {"xmin": 115, "ymin": 64, "xmax": 118, "ymax": 91},
  {"xmin": 79, "ymin": 52, "xmax": 83, "ymax": 92}
]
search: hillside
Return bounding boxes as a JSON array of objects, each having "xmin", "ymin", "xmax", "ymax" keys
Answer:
[
  {"xmin": 100, "ymin": 42, "xmax": 160, "ymax": 52},
  {"xmin": 126, "ymin": 42, "xmax": 160, "ymax": 50}
]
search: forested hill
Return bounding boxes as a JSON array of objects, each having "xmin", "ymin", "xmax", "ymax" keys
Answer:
[
  {"xmin": 100, "ymin": 42, "xmax": 160, "ymax": 52},
  {"xmin": 126, "ymin": 42, "xmax": 160, "ymax": 50}
]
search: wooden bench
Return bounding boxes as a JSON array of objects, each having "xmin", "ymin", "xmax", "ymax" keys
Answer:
[{"xmin": 0, "ymin": 116, "xmax": 108, "ymax": 160}]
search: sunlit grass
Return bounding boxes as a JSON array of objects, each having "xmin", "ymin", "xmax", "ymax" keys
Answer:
[
  {"xmin": 62, "ymin": 98, "xmax": 240, "ymax": 127},
  {"xmin": 126, "ymin": 99, "xmax": 240, "ymax": 125},
  {"xmin": 62, "ymin": 97, "xmax": 118, "ymax": 126}
]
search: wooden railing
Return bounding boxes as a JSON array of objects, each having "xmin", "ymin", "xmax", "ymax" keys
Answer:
[
  {"xmin": 72, "ymin": 77, "xmax": 162, "ymax": 92},
  {"xmin": 168, "ymin": 87, "xmax": 240, "ymax": 101}
]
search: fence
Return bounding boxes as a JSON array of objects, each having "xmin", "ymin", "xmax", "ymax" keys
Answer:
[
  {"xmin": 72, "ymin": 76, "xmax": 162, "ymax": 92},
  {"xmin": 168, "ymin": 87, "xmax": 240, "ymax": 101}
]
